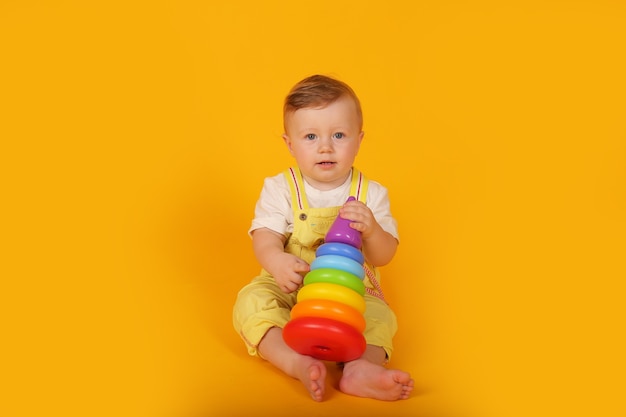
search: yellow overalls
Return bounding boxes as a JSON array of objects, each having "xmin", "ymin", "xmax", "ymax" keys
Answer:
[{"xmin": 233, "ymin": 167, "xmax": 398, "ymax": 359}]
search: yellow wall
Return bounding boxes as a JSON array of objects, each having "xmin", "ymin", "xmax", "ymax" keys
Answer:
[{"xmin": 2, "ymin": 1, "xmax": 624, "ymax": 416}]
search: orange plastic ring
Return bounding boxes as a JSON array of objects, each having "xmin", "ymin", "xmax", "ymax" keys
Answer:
[{"xmin": 290, "ymin": 299, "xmax": 366, "ymax": 333}]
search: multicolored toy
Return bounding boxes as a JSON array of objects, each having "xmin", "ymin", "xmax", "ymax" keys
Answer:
[{"xmin": 283, "ymin": 197, "xmax": 367, "ymax": 362}]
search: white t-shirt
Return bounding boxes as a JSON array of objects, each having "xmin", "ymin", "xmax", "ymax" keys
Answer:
[{"xmin": 249, "ymin": 170, "xmax": 399, "ymax": 240}]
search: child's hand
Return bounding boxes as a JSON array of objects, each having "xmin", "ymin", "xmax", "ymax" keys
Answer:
[
  {"xmin": 339, "ymin": 199, "xmax": 380, "ymax": 239},
  {"xmin": 338, "ymin": 199, "xmax": 398, "ymax": 267},
  {"xmin": 269, "ymin": 252, "xmax": 310, "ymax": 294}
]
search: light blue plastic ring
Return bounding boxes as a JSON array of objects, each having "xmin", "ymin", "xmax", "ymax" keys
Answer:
[
  {"xmin": 316, "ymin": 243, "xmax": 364, "ymax": 265},
  {"xmin": 310, "ymin": 254, "xmax": 365, "ymax": 279}
]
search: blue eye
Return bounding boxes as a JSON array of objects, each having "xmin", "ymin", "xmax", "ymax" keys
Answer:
[
  {"xmin": 333, "ymin": 132, "xmax": 344, "ymax": 139},
  {"xmin": 305, "ymin": 134, "xmax": 316, "ymax": 140}
]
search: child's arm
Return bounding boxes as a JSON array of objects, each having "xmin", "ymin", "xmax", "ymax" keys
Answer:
[
  {"xmin": 339, "ymin": 200, "xmax": 398, "ymax": 267},
  {"xmin": 251, "ymin": 227, "xmax": 311, "ymax": 293}
]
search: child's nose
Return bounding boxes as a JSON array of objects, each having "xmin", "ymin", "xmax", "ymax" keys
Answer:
[{"xmin": 318, "ymin": 136, "xmax": 333, "ymax": 151}]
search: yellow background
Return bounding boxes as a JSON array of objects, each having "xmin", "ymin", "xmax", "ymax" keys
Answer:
[{"xmin": 1, "ymin": 1, "xmax": 625, "ymax": 416}]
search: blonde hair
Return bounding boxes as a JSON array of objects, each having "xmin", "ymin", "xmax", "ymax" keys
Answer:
[{"xmin": 283, "ymin": 75, "xmax": 363, "ymax": 129}]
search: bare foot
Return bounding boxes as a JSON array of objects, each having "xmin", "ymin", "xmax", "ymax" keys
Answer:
[
  {"xmin": 339, "ymin": 358, "xmax": 414, "ymax": 400},
  {"xmin": 293, "ymin": 356, "xmax": 327, "ymax": 401},
  {"xmin": 258, "ymin": 328, "xmax": 327, "ymax": 401}
]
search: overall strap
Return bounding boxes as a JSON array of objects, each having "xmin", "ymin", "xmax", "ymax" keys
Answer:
[
  {"xmin": 285, "ymin": 166, "xmax": 368, "ymax": 208},
  {"xmin": 349, "ymin": 167, "xmax": 369, "ymax": 204},
  {"xmin": 284, "ymin": 167, "xmax": 309, "ymax": 211}
]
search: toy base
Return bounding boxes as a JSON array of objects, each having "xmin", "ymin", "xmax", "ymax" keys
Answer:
[{"xmin": 283, "ymin": 316, "xmax": 366, "ymax": 362}]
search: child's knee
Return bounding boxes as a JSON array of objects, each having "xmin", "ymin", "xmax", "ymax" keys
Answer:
[{"xmin": 232, "ymin": 276, "xmax": 296, "ymax": 353}]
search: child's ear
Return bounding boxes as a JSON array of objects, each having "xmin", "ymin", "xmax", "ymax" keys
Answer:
[{"xmin": 282, "ymin": 134, "xmax": 294, "ymax": 154}]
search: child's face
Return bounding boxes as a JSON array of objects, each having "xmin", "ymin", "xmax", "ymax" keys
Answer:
[{"xmin": 283, "ymin": 95, "xmax": 364, "ymax": 191}]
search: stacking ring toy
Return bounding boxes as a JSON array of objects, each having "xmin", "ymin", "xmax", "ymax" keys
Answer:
[
  {"xmin": 290, "ymin": 299, "xmax": 366, "ymax": 333},
  {"xmin": 297, "ymin": 282, "xmax": 366, "ymax": 313},
  {"xmin": 283, "ymin": 196, "xmax": 368, "ymax": 361},
  {"xmin": 303, "ymin": 268, "xmax": 365, "ymax": 295},
  {"xmin": 283, "ymin": 316, "xmax": 366, "ymax": 362},
  {"xmin": 310, "ymin": 254, "xmax": 365, "ymax": 279},
  {"xmin": 316, "ymin": 242, "xmax": 364, "ymax": 264}
]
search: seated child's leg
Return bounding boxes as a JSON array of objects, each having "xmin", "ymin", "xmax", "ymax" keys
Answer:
[
  {"xmin": 362, "ymin": 295, "xmax": 398, "ymax": 360},
  {"xmin": 233, "ymin": 276, "xmax": 328, "ymax": 401},
  {"xmin": 232, "ymin": 275, "xmax": 296, "ymax": 357}
]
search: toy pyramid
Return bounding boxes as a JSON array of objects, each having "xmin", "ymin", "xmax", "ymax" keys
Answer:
[{"xmin": 283, "ymin": 197, "xmax": 367, "ymax": 362}]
